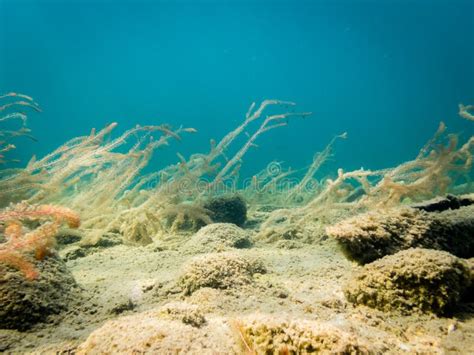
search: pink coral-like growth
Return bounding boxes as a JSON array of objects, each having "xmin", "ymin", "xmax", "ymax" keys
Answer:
[{"xmin": 0, "ymin": 204, "xmax": 80, "ymax": 280}]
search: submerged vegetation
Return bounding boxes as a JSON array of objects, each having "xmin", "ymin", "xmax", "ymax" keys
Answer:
[
  {"xmin": 0, "ymin": 92, "xmax": 41, "ymax": 165},
  {"xmin": 0, "ymin": 97, "xmax": 313, "ymax": 246},
  {"xmin": 0, "ymin": 92, "xmax": 473, "ymax": 353},
  {"xmin": 0, "ymin": 92, "xmax": 473, "ymax": 272},
  {"xmin": 0, "ymin": 203, "xmax": 80, "ymax": 279}
]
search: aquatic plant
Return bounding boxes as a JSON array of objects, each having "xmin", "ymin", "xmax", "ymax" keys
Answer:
[
  {"xmin": 459, "ymin": 103, "xmax": 474, "ymax": 121},
  {"xmin": 285, "ymin": 132, "xmax": 348, "ymax": 203},
  {"xmin": 0, "ymin": 92, "xmax": 41, "ymax": 165},
  {"xmin": 310, "ymin": 124, "xmax": 472, "ymax": 209},
  {"xmin": 241, "ymin": 160, "xmax": 297, "ymax": 210},
  {"xmin": 0, "ymin": 121, "xmax": 192, "ymax": 243},
  {"xmin": 257, "ymin": 115, "xmax": 473, "ymax": 241},
  {"xmin": 0, "ymin": 99, "xmax": 309, "ymax": 244},
  {"xmin": 2, "ymin": 94, "xmax": 471, "ymax": 247},
  {"xmin": 0, "ymin": 203, "xmax": 80, "ymax": 279},
  {"xmin": 241, "ymin": 132, "xmax": 347, "ymax": 213},
  {"xmin": 0, "ymin": 123, "xmax": 186, "ymax": 205},
  {"xmin": 160, "ymin": 202, "xmax": 213, "ymax": 233},
  {"xmin": 107, "ymin": 100, "xmax": 309, "ymax": 243}
]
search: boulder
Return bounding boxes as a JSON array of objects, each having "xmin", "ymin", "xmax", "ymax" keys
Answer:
[
  {"xmin": 0, "ymin": 253, "xmax": 78, "ymax": 330},
  {"xmin": 326, "ymin": 205, "xmax": 474, "ymax": 264},
  {"xmin": 344, "ymin": 248, "xmax": 471, "ymax": 315},
  {"xmin": 177, "ymin": 252, "xmax": 266, "ymax": 295},
  {"xmin": 203, "ymin": 195, "xmax": 247, "ymax": 226}
]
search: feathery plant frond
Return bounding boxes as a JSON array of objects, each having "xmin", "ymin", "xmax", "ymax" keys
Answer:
[{"xmin": 0, "ymin": 92, "xmax": 41, "ymax": 165}]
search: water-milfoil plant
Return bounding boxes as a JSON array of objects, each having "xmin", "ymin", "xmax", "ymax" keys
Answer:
[
  {"xmin": 0, "ymin": 99, "xmax": 310, "ymax": 245},
  {"xmin": 0, "ymin": 92, "xmax": 41, "ymax": 165}
]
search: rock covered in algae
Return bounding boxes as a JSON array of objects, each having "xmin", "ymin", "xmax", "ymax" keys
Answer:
[
  {"xmin": 326, "ymin": 205, "xmax": 474, "ymax": 264},
  {"xmin": 0, "ymin": 254, "xmax": 78, "ymax": 330},
  {"xmin": 234, "ymin": 314, "xmax": 372, "ymax": 354},
  {"xmin": 465, "ymin": 257, "xmax": 474, "ymax": 302},
  {"xmin": 344, "ymin": 248, "xmax": 471, "ymax": 315},
  {"xmin": 77, "ymin": 306, "xmax": 373, "ymax": 354},
  {"xmin": 157, "ymin": 301, "xmax": 207, "ymax": 328},
  {"xmin": 202, "ymin": 195, "xmax": 247, "ymax": 226},
  {"xmin": 178, "ymin": 252, "xmax": 266, "ymax": 295},
  {"xmin": 182, "ymin": 223, "xmax": 252, "ymax": 254},
  {"xmin": 76, "ymin": 305, "xmax": 239, "ymax": 354}
]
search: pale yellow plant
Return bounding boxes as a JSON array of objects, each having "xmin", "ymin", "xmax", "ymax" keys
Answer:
[
  {"xmin": 1, "ymin": 99, "xmax": 310, "ymax": 245},
  {"xmin": 459, "ymin": 103, "xmax": 474, "ymax": 121},
  {"xmin": 257, "ymin": 117, "xmax": 473, "ymax": 242},
  {"xmin": 0, "ymin": 92, "xmax": 41, "ymax": 165}
]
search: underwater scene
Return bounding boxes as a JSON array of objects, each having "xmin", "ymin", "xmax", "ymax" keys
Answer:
[{"xmin": 1, "ymin": 0, "xmax": 474, "ymax": 353}]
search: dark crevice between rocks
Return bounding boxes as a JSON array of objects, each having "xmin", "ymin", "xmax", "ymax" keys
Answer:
[{"xmin": 411, "ymin": 194, "xmax": 474, "ymax": 213}]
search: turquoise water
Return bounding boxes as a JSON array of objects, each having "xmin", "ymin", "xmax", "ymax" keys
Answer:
[{"xmin": 1, "ymin": 0, "xmax": 473, "ymax": 178}]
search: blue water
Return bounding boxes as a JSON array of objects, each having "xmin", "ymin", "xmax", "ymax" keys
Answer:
[{"xmin": 1, "ymin": 0, "xmax": 473, "ymax": 179}]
